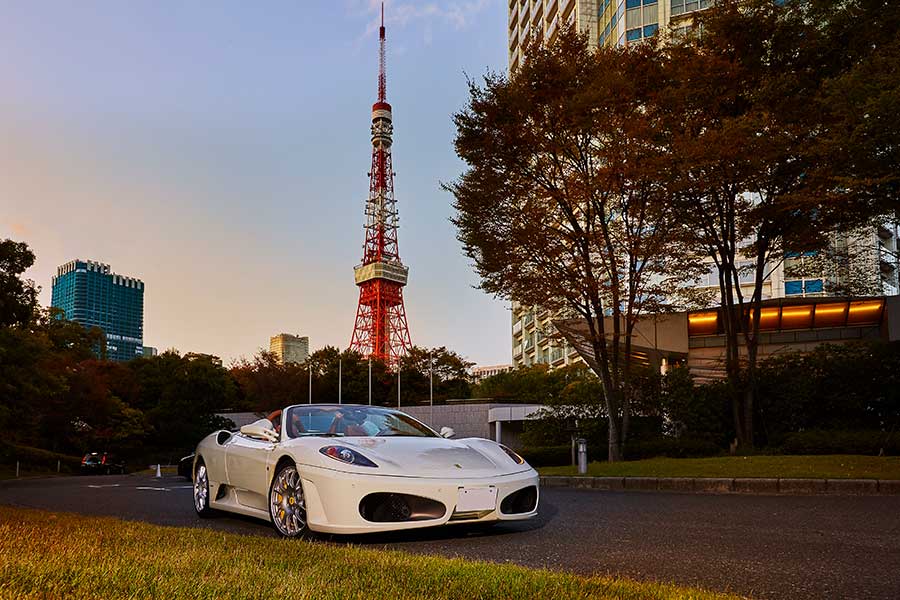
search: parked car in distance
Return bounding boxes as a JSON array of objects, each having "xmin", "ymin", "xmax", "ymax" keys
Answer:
[
  {"xmin": 178, "ymin": 453, "xmax": 195, "ymax": 480},
  {"xmin": 80, "ymin": 452, "xmax": 126, "ymax": 475}
]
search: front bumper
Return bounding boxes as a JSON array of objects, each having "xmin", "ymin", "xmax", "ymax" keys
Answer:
[{"xmin": 298, "ymin": 464, "xmax": 539, "ymax": 534}]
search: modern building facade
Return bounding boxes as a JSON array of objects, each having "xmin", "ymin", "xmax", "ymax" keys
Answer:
[
  {"xmin": 556, "ymin": 295, "xmax": 900, "ymax": 382},
  {"xmin": 269, "ymin": 333, "xmax": 310, "ymax": 365},
  {"xmin": 51, "ymin": 260, "xmax": 145, "ymax": 362},
  {"xmin": 507, "ymin": 0, "xmax": 712, "ymax": 71}
]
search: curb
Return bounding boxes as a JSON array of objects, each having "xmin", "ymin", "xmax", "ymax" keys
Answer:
[{"xmin": 539, "ymin": 475, "xmax": 900, "ymax": 495}]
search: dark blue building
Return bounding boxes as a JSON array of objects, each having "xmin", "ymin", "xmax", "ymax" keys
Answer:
[{"xmin": 51, "ymin": 260, "xmax": 145, "ymax": 362}]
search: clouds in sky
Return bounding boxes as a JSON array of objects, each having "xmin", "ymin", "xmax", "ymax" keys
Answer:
[{"xmin": 351, "ymin": 0, "xmax": 491, "ymax": 41}]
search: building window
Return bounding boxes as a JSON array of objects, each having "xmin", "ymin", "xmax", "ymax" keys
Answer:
[
  {"xmin": 784, "ymin": 280, "xmax": 803, "ymax": 295},
  {"xmin": 805, "ymin": 279, "xmax": 824, "ymax": 294},
  {"xmin": 671, "ymin": 0, "xmax": 709, "ymax": 15},
  {"xmin": 626, "ymin": 28, "xmax": 642, "ymax": 41},
  {"xmin": 785, "ymin": 278, "xmax": 824, "ymax": 296}
]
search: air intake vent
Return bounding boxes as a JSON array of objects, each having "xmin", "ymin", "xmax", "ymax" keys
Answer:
[
  {"xmin": 359, "ymin": 493, "xmax": 446, "ymax": 523},
  {"xmin": 500, "ymin": 485, "xmax": 538, "ymax": 515}
]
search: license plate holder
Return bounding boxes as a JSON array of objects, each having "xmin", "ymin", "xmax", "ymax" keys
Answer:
[{"xmin": 457, "ymin": 486, "xmax": 497, "ymax": 512}]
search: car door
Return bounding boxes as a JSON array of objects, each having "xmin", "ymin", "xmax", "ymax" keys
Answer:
[{"xmin": 225, "ymin": 433, "xmax": 275, "ymax": 511}]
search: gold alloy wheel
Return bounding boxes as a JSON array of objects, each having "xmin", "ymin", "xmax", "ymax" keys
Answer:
[
  {"xmin": 194, "ymin": 464, "xmax": 209, "ymax": 514},
  {"xmin": 269, "ymin": 465, "xmax": 306, "ymax": 537}
]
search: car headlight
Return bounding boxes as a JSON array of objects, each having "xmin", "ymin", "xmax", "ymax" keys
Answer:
[
  {"xmin": 499, "ymin": 444, "xmax": 525, "ymax": 465},
  {"xmin": 319, "ymin": 445, "xmax": 378, "ymax": 468}
]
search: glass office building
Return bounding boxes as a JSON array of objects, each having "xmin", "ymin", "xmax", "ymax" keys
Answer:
[{"xmin": 51, "ymin": 260, "xmax": 145, "ymax": 362}]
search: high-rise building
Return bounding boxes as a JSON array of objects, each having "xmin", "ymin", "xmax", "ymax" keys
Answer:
[
  {"xmin": 269, "ymin": 333, "xmax": 309, "ymax": 365},
  {"xmin": 508, "ymin": 0, "xmax": 713, "ymax": 71},
  {"xmin": 51, "ymin": 260, "xmax": 145, "ymax": 362},
  {"xmin": 142, "ymin": 346, "xmax": 158, "ymax": 358}
]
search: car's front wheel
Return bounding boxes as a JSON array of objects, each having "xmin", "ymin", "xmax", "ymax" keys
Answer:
[
  {"xmin": 269, "ymin": 462, "xmax": 309, "ymax": 538},
  {"xmin": 193, "ymin": 459, "xmax": 215, "ymax": 518}
]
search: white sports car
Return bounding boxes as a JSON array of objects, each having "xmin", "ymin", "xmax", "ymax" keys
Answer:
[{"xmin": 191, "ymin": 404, "xmax": 539, "ymax": 537}]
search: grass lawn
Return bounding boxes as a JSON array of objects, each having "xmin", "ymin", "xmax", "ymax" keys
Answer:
[
  {"xmin": 539, "ymin": 455, "xmax": 900, "ymax": 480},
  {"xmin": 0, "ymin": 506, "xmax": 740, "ymax": 600}
]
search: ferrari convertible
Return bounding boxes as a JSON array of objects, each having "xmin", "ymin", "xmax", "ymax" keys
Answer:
[{"xmin": 191, "ymin": 404, "xmax": 539, "ymax": 537}]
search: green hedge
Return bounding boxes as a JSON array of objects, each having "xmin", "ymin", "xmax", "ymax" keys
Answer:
[
  {"xmin": 779, "ymin": 430, "xmax": 900, "ymax": 456},
  {"xmin": 520, "ymin": 445, "xmax": 578, "ymax": 468},
  {"xmin": 521, "ymin": 437, "xmax": 722, "ymax": 467},
  {"xmin": 0, "ymin": 442, "xmax": 82, "ymax": 473},
  {"xmin": 626, "ymin": 438, "xmax": 722, "ymax": 460}
]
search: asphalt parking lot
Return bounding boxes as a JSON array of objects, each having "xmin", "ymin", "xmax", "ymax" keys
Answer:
[{"xmin": 2, "ymin": 474, "xmax": 899, "ymax": 599}]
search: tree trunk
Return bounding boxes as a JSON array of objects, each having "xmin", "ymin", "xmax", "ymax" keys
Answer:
[{"xmin": 607, "ymin": 413, "xmax": 623, "ymax": 462}]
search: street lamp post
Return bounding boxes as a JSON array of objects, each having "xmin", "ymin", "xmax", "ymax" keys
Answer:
[
  {"xmin": 429, "ymin": 352, "xmax": 434, "ymax": 426},
  {"xmin": 338, "ymin": 359, "xmax": 342, "ymax": 405},
  {"xmin": 308, "ymin": 363, "xmax": 312, "ymax": 404}
]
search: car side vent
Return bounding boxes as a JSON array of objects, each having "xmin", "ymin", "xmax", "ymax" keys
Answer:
[
  {"xmin": 359, "ymin": 493, "xmax": 446, "ymax": 523},
  {"xmin": 216, "ymin": 431, "xmax": 232, "ymax": 445},
  {"xmin": 499, "ymin": 485, "xmax": 538, "ymax": 515}
]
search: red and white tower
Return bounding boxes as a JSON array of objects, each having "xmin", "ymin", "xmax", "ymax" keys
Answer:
[{"xmin": 349, "ymin": 4, "xmax": 412, "ymax": 366}]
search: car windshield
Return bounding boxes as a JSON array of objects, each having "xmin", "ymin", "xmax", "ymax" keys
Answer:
[{"xmin": 284, "ymin": 406, "xmax": 437, "ymax": 439}]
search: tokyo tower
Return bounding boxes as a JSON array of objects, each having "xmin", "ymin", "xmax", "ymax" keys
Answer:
[{"xmin": 349, "ymin": 3, "xmax": 412, "ymax": 366}]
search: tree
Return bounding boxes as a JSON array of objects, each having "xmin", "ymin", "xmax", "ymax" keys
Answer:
[
  {"xmin": 661, "ymin": 0, "xmax": 900, "ymax": 449},
  {"xmin": 448, "ymin": 27, "xmax": 691, "ymax": 460},
  {"xmin": 230, "ymin": 350, "xmax": 308, "ymax": 412},
  {"xmin": 399, "ymin": 346, "xmax": 474, "ymax": 403},
  {"xmin": 0, "ymin": 239, "xmax": 39, "ymax": 327},
  {"xmin": 805, "ymin": 0, "xmax": 900, "ymax": 219}
]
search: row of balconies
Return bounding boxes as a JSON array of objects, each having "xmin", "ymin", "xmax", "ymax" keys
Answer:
[{"xmin": 509, "ymin": 0, "xmax": 567, "ymax": 58}]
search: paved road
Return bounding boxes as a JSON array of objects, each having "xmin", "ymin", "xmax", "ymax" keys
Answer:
[{"xmin": 2, "ymin": 474, "xmax": 899, "ymax": 599}]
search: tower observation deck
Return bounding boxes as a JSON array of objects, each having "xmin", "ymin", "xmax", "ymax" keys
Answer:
[{"xmin": 349, "ymin": 4, "xmax": 412, "ymax": 366}]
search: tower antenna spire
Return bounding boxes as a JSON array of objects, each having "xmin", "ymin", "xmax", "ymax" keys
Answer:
[{"xmin": 378, "ymin": 2, "xmax": 386, "ymax": 103}]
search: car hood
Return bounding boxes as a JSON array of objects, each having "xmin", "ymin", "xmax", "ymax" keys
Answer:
[{"xmin": 300, "ymin": 436, "xmax": 527, "ymax": 478}]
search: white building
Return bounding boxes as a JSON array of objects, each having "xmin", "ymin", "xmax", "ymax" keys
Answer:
[{"xmin": 470, "ymin": 364, "xmax": 515, "ymax": 383}]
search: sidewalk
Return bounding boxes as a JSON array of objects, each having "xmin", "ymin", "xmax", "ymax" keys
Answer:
[{"xmin": 540, "ymin": 475, "xmax": 900, "ymax": 495}]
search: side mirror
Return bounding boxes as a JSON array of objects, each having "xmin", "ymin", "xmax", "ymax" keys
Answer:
[
  {"xmin": 440, "ymin": 426, "xmax": 455, "ymax": 439},
  {"xmin": 240, "ymin": 419, "xmax": 279, "ymax": 442}
]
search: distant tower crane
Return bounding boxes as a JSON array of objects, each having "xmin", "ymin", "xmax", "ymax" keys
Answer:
[{"xmin": 349, "ymin": 3, "xmax": 412, "ymax": 366}]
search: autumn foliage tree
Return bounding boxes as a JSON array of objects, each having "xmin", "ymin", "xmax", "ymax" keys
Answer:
[
  {"xmin": 660, "ymin": 0, "xmax": 900, "ymax": 449},
  {"xmin": 448, "ymin": 28, "xmax": 692, "ymax": 461}
]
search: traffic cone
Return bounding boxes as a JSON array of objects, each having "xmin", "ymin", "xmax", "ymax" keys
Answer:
[{"xmin": 155, "ymin": 464, "xmax": 162, "ymax": 478}]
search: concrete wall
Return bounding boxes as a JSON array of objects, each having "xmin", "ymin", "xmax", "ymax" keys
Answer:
[
  {"xmin": 403, "ymin": 403, "xmax": 543, "ymax": 449},
  {"xmin": 403, "ymin": 404, "xmax": 492, "ymax": 441}
]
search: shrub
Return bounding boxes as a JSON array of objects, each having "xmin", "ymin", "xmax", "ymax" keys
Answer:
[
  {"xmin": 520, "ymin": 445, "xmax": 571, "ymax": 467},
  {"xmin": 625, "ymin": 437, "xmax": 723, "ymax": 460},
  {"xmin": 0, "ymin": 442, "xmax": 82, "ymax": 473},
  {"xmin": 780, "ymin": 430, "xmax": 900, "ymax": 456}
]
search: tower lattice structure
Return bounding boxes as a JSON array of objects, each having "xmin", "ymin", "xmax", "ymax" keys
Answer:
[{"xmin": 349, "ymin": 5, "xmax": 412, "ymax": 366}]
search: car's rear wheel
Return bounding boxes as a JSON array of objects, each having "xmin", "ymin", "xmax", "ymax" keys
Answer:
[
  {"xmin": 193, "ymin": 459, "xmax": 215, "ymax": 517},
  {"xmin": 269, "ymin": 462, "xmax": 309, "ymax": 538}
]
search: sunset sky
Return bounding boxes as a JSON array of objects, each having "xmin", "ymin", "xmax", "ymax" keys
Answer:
[{"xmin": 0, "ymin": 1, "xmax": 513, "ymax": 366}]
